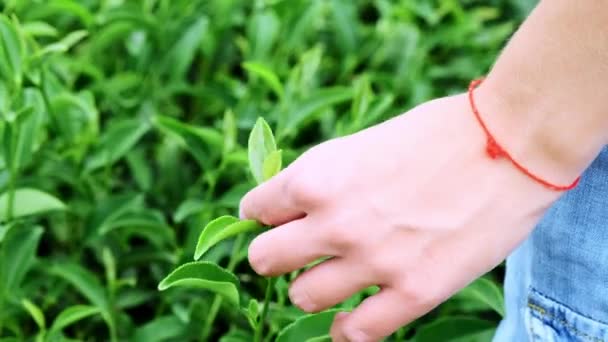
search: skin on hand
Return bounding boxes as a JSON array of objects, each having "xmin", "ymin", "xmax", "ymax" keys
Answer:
[{"xmin": 239, "ymin": 94, "xmax": 562, "ymax": 342}]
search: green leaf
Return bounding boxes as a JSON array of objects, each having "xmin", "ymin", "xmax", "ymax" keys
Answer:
[
  {"xmin": 245, "ymin": 299, "xmax": 260, "ymax": 329},
  {"xmin": 0, "ymin": 226, "xmax": 43, "ymax": 295},
  {"xmin": 282, "ymin": 87, "xmax": 354, "ymax": 136},
  {"xmin": 154, "ymin": 115, "xmax": 223, "ymax": 168},
  {"xmin": 85, "ymin": 118, "xmax": 150, "ymax": 171},
  {"xmin": 276, "ymin": 310, "xmax": 340, "ymax": 342},
  {"xmin": 248, "ymin": 117, "xmax": 277, "ymax": 184},
  {"xmin": 21, "ymin": 21, "xmax": 59, "ymax": 37},
  {"xmin": 165, "ymin": 17, "xmax": 208, "ymax": 79},
  {"xmin": 158, "ymin": 262, "xmax": 240, "ymax": 306},
  {"xmin": 173, "ymin": 198, "xmax": 205, "ymax": 223},
  {"xmin": 21, "ymin": 299, "xmax": 45, "ymax": 330},
  {"xmin": 243, "ymin": 61, "xmax": 284, "ymax": 99},
  {"xmin": 262, "ymin": 149, "xmax": 282, "ymax": 181},
  {"xmin": 33, "ymin": 30, "xmax": 88, "ymax": 61},
  {"xmin": 48, "ymin": 263, "xmax": 110, "ymax": 313},
  {"xmin": 97, "ymin": 210, "xmax": 175, "ymax": 248},
  {"xmin": 194, "ymin": 216, "xmax": 263, "ymax": 260},
  {"xmin": 248, "ymin": 299, "xmax": 259, "ymax": 320},
  {"xmin": 457, "ymin": 278, "xmax": 505, "ymax": 317},
  {"xmin": 50, "ymin": 305, "xmax": 100, "ymax": 333},
  {"xmin": 0, "ymin": 188, "xmax": 66, "ymax": 222},
  {"xmin": 413, "ymin": 317, "xmax": 496, "ymax": 342},
  {"xmin": 0, "ymin": 15, "xmax": 24, "ymax": 87},
  {"xmin": 132, "ymin": 316, "xmax": 187, "ymax": 342},
  {"xmin": 12, "ymin": 88, "xmax": 46, "ymax": 171}
]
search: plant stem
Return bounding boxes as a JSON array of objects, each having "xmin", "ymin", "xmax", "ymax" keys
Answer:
[
  {"xmin": 201, "ymin": 235, "xmax": 246, "ymax": 340},
  {"xmin": 254, "ymin": 277, "xmax": 274, "ymax": 342}
]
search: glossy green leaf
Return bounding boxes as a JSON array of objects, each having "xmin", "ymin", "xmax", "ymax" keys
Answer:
[
  {"xmin": 48, "ymin": 263, "xmax": 110, "ymax": 313},
  {"xmin": 154, "ymin": 115, "xmax": 223, "ymax": 168},
  {"xmin": 173, "ymin": 198, "xmax": 205, "ymax": 223},
  {"xmin": 21, "ymin": 21, "xmax": 59, "ymax": 37},
  {"xmin": 457, "ymin": 278, "xmax": 505, "ymax": 317},
  {"xmin": 413, "ymin": 317, "xmax": 496, "ymax": 342},
  {"xmin": 12, "ymin": 88, "xmax": 46, "ymax": 171},
  {"xmin": 194, "ymin": 216, "xmax": 263, "ymax": 260},
  {"xmin": 85, "ymin": 118, "xmax": 149, "ymax": 171},
  {"xmin": 165, "ymin": 17, "xmax": 208, "ymax": 79},
  {"xmin": 0, "ymin": 188, "xmax": 66, "ymax": 222},
  {"xmin": 245, "ymin": 299, "xmax": 260, "ymax": 329},
  {"xmin": 243, "ymin": 61, "xmax": 284, "ymax": 99},
  {"xmin": 248, "ymin": 117, "xmax": 277, "ymax": 184},
  {"xmin": 50, "ymin": 305, "xmax": 100, "ymax": 333},
  {"xmin": 34, "ymin": 30, "xmax": 88, "ymax": 60},
  {"xmin": 158, "ymin": 262, "xmax": 240, "ymax": 305},
  {"xmin": 277, "ymin": 310, "xmax": 340, "ymax": 342},
  {"xmin": 282, "ymin": 87, "xmax": 354, "ymax": 136},
  {"xmin": 0, "ymin": 226, "xmax": 43, "ymax": 294},
  {"xmin": 0, "ymin": 15, "xmax": 24, "ymax": 87},
  {"xmin": 21, "ymin": 299, "xmax": 45, "ymax": 329},
  {"xmin": 133, "ymin": 316, "xmax": 187, "ymax": 342},
  {"xmin": 262, "ymin": 149, "xmax": 282, "ymax": 181}
]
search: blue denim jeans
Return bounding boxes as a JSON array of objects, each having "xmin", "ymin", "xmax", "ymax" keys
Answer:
[{"xmin": 493, "ymin": 146, "xmax": 608, "ymax": 341}]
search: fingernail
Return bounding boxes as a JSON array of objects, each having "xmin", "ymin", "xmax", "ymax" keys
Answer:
[
  {"xmin": 343, "ymin": 328, "xmax": 372, "ymax": 342},
  {"xmin": 289, "ymin": 285, "xmax": 315, "ymax": 312}
]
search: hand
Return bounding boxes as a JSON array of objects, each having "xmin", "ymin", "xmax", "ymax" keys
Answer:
[{"xmin": 240, "ymin": 93, "xmax": 561, "ymax": 341}]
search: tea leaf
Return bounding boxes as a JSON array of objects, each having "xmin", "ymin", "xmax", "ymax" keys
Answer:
[
  {"xmin": 158, "ymin": 262, "xmax": 240, "ymax": 306},
  {"xmin": 50, "ymin": 305, "xmax": 100, "ymax": 333},
  {"xmin": 21, "ymin": 299, "xmax": 45, "ymax": 330},
  {"xmin": 85, "ymin": 118, "xmax": 150, "ymax": 171},
  {"xmin": 0, "ymin": 226, "xmax": 43, "ymax": 295},
  {"xmin": 194, "ymin": 216, "xmax": 263, "ymax": 260},
  {"xmin": 413, "ymin": 317, "xmax": 496, "ymax": 342},
  {"xmin": 34, "ymin": 30, "xmax": 88, "ymax": 60},
  {"xmin": 456, "ymin": 278, "xmax": 505, "ymax": 317},
  {"xmin": 173, "ymin": 198, "xmax": 205, "ymax": 223},
  {"xmin": 276, "ymin": 310, "xmax": 340, "ymax": 342},
  {"xmin": 243, "ymin": 62, "xmax": 284, "ymax": 99},
  {"xmin": 132, "ymin": 316, "xmax": 187, "ymax": 342},
  {"xmin": 281, "ymin": 87, "xmax": 354, "ymax": 136},
  {"xmin": 0, "ymin": 188, "xmax": 66, "ymax": 222},
  {"xmin": 48, "ymin": 262, "xmax": 110, "ymax": 313},
  {"xmin": 165, "ymin": 17, "xmax": 208, "ymax": 79},
  {"xmin": 0, "ymin": 15, "xmax": 23, "ymax": 87},
  {"xmin": 248, "ymin": 117, "xmax": 277, "ymax": 184},
  {"xmin": 154, "ymin": 115, "xmax": 223, "ymax": 168},
  {"xmin": 262, "ymin": 149, "xmax": 282, "ymax": 181}
]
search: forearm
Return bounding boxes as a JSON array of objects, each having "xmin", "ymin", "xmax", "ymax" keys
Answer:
[{"xmin": 476, "ymin": 0, "xmax": 608, "ymax": 183}]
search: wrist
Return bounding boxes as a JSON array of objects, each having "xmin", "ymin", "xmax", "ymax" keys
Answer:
[{"xmin": 472, "ymin": 77, "xmax": 591, "ymax": 187}]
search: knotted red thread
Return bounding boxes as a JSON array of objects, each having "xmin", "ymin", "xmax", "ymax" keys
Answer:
[{"xmin": 468, "ymin": 78, "xmax": 580, "ymax": 191}]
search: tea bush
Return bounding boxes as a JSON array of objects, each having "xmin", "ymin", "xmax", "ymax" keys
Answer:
[{"xmin": 0, "ymin": 0, "xmax": 533, "ymax": 341}]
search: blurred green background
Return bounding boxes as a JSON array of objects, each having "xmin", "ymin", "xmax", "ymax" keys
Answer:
[{"xmin": 0, "ymin": 0, "xmax": 535, "ymax": 341}]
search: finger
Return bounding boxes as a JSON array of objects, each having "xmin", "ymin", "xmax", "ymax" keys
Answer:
[
  {"xmin": 248, "ymin": 217, "xmax": 332, "ymax": 276},
  {"xmin": 289, "ymin": 258, "xmax": 374, "ymax": 313},
  {"xmin": 331, "ymin": 289, "xmax": 426, "ymax": 342},
  {"xmin": 239, "ymin": 167, "xmax": 305, "ymax": 226}
]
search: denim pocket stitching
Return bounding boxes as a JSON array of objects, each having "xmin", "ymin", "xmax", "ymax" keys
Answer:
[
  {"xmin": 527, "ymin": 301, "xmax": 605, "ymax": 342},
  {"xmin": 532, "ymin": 288, "xmax": 608, "ymax": 326}
]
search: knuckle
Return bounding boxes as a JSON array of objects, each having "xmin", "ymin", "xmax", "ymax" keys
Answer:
[
  {"xmin": 285, "ymin": 172, "xmax": 326, "ymax": 205},
  {"xmin": 395, "ymin": 275, "xmax": 441, "ymax": 309}
]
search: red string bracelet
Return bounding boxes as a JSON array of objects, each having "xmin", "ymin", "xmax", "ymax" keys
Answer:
[{"xmin": 468, "ymin": 78, "xmax": 580, "ymax": 191}]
